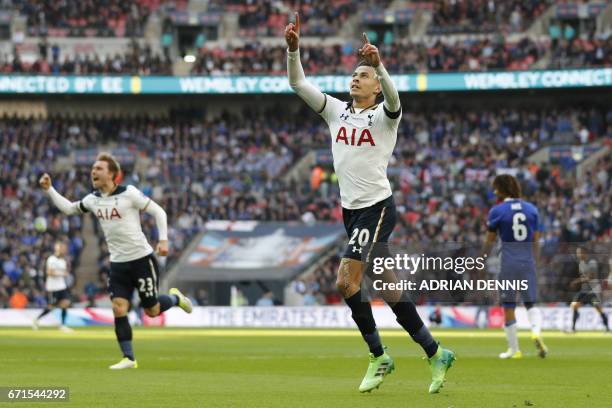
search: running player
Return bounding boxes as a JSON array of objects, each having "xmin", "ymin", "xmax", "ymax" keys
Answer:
[
  {"xmin": 483, "ymin": 174, "xmax": 548, "ymax": 359},
  {"xmin": 39, "ymin": 152, "xmax": 193, "ymax": 369},
  {"xmin": 32, "ymin": 241, "xmax": 73, "ymax": 332},
  {"xmin": 569, "ymin": 246, "xmax": 609, "ymax": 332},
  {"xmin": 285, "ymin": 12, "xmax": 454, "ymax": 394}
]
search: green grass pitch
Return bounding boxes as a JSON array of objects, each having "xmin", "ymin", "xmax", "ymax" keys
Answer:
[{"xmin": 0, "ymin": 328, "xmax": 610, "ymax": 407}]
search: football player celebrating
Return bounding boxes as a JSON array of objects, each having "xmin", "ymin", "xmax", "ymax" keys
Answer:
[
  {"xmin": 285, "ymin": 12, "xmax": 455, "ymax": 394},
  {"xmin": 40, "ymin": 153, "xmax": 192, "ymax": 369}
]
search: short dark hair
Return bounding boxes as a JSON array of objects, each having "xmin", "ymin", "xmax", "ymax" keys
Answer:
[
  {"xmin": 492, "ymin": 174, "xmax": 522, "ymax": 199},
  {"xmin": 357, "ymin": 59, "xmax": 374, "ymax": 68}
]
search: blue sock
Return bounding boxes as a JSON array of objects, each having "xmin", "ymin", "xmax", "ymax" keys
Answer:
[
  {"xmin": 158, "ymin": 294, "xmax": 178, "ymax": 312},
  {"xmin": 114, "ymin": 316, "xmax": 134, "ymax": 360}
]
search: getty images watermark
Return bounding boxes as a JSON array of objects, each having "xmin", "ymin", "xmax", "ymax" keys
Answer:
[
  {"xmin": 358, "ymin": 241, "xmax": 610, "ymax": 305},
  {"xmin": 370, "ymin": 253, "xmax": 529, "ymax": 292}
]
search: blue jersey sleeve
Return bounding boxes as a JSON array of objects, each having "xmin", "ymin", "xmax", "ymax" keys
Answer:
[
  {"xmin": 487, "ymin": 205, "xmax": 501, "ymax": 233},
  {"xmin": 527, "ymin": 202, "xmax": 543, "ymax": 234}
]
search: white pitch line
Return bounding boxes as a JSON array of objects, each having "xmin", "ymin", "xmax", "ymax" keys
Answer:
[{"xmin": 0, "ymin": 329, "xmax": 610, "ymax": 339}]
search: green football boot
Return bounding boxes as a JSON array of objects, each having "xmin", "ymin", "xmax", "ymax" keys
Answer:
[
  {"xmin": 427, "ymin": 347, "xmax": 455, "ymax": 394},
  {"xmin": 358, "ymin": 348, "xmax": 395, "ymax": 393},
  {"xmin": 169, "ymin": 288, "xmax": 193, "ymax": 313}
]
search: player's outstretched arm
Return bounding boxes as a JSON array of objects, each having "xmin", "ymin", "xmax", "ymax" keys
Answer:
[
  {"xmin": 144, "ymin": 200, "xmax": 169, "ymax": 256},
  {"xmin": 285, "ymin": 12, "xmax": 325, "ymax": 113},
  {"xmin": 359, "ymin": 33, "xmax": 400, "ymax": 115},
  {"xmin": 39, "ymin": 173, "xmax": 82, "ymax": 215}
]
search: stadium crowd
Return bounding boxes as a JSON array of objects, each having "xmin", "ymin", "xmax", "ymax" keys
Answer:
[
  {"xmin": 0, "ymin": 42, "xmax": 171, "ymax": 75},
  {"xmin": 1, "ymin": 102, "xmax": 609, "ymax": 307},
  {"xmin": 428, "ymin": 0, "xmax": 553, "ymax": 34},
  {"xmin": 0, "ymin": 117, "xmax": 86, "ymax": 308},
  {"xmin": 209, "ymin": 0, "xmax": 374, "ymax": 37},
  {"xmin": 188, "ymin": 37, "xmax": 546, "ymax": 75},
  {"xmin": 3, "ymin": 34, "xmax": 607, "ymax": 76},
  {"xmin": 11, "ymin": 0, "xmax": 176, "ymax": 37}
]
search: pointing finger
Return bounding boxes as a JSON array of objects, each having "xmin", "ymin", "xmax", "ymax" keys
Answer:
[
  {"xmin": 295, "ymin": 12, "xmax": 300, "ymax": 33},
  {"xmin": 362, "ymin": 32, "xmax": 370, "ymax": 44}
]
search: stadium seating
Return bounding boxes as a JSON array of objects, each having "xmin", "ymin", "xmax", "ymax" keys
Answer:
[
  {"xmin": 428, "ymin": 0, "xmax": 553, "ymax": 34},
  {"xmin": 1, "ymin": 0, "xmax": 607, "ymax": 75},
  {"xmin": 15, "ymin": 0, "xmax": 185, "ymax": 37},
  {"xmin": 3, "ymin": 34, "xmax": 607, "ymax": 75}
]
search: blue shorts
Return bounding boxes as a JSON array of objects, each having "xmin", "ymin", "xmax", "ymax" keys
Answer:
[{"xmin": 499, "ymin": 261, "xmax": 537, "ymax": 306}]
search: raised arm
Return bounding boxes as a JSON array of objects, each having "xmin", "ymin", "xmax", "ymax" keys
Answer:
[
  {"xmin": 359, "ymin": 33, "xmax": 401, "ymax": 114},
  {"xmin": 285, "ymin": 12, "xmax": 326, "ymax": 113},
  {"xmin": 39, "ymin": 173, "xmax": 83, "ymax": 215}
]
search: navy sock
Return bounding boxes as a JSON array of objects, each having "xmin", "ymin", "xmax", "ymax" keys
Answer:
[
  {"xmin": 345, "ymin": 291, "xmax": 384, "ymax": 357},
  {"xmin": 61, "ymin": 308, "xmax": 67, "ymax": 325},
  {"xmin": 37, "ymin": 308, "xmax": 52, "ymax": 320},
  {"xmin": 158, "ymin": 294, "xmax": 178, "ymax": 313},
  {"xmin": 572, "ymin": 309, "xmax": 579, "ymax": 330},
  {"xmin": 411, "ymin": 325, "xmax": 439, "ymax": 359},
  {"xmin": 392, "ymin": 301, "xmax": 438, "ymax": 358},
  {"xmin": 114, "ymin": 316, "xmax": 134, "ymax": 360},
  {"xmin": 601, "ymin": 312, "xmax": 609, "ymax": 330}
]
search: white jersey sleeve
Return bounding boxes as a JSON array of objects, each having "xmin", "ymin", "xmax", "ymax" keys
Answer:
[
  {"xmin": 125, "ymin": 185, "xmax": 152, "ymax": 210},
  {"xmin": 319, "ymin": 94, "xmax": 349, "ymax": 125},
  {"xmin": 79, "ymin": 193, "xmax": 96, "ymax": 213}
]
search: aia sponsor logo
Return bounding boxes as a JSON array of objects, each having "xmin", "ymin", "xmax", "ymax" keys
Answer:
[
  {"xmin": 96, "ymin": 208, "xmax": 122, "ymax": 220},
  {"xmin": 335, "ymin": 126, "xmax": 375, "ymax": 146}
]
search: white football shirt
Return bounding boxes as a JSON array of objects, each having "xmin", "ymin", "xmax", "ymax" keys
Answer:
[
  {"xmin": 78, "ymin": 185, "xmax": 154, "ymax": 263},
  {"xmin": 320, "ymin": 95, "xmax": 400, "ymax": 209},
  {"xmin": 45, "ymin": 255, "xmax": 68, "ymax": 292}
]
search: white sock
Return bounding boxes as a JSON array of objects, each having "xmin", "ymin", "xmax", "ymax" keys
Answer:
[
  {"xmin": 504, "ymin": 323, "xmax": 519, "ymax": 352},
  {"xmin": 527, "ymin": 307, "xmax": 542, "ymax": 337}
]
